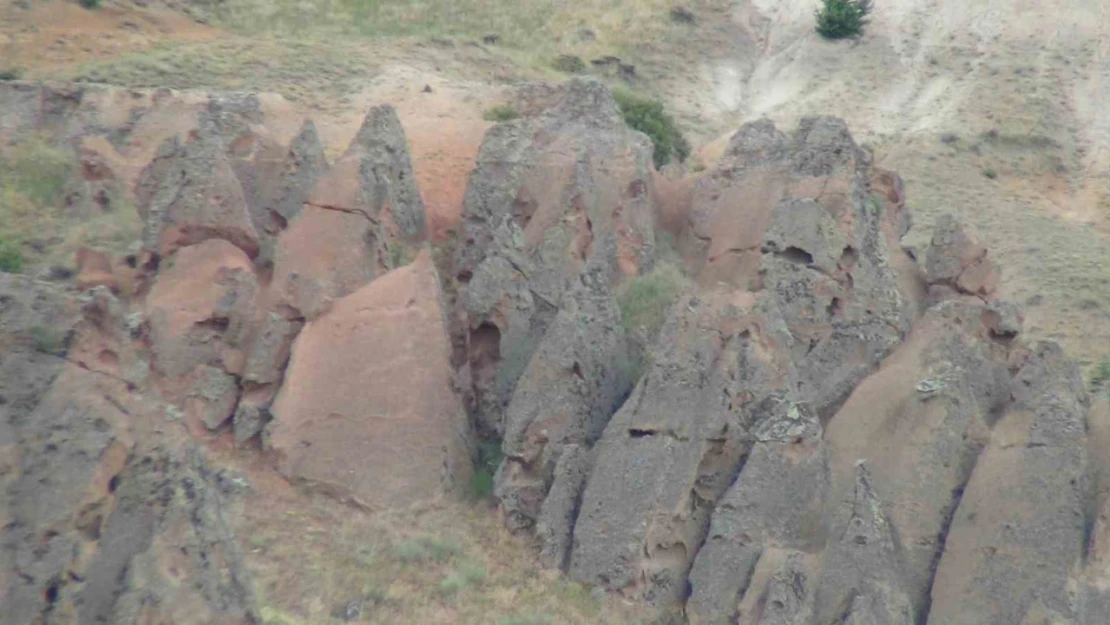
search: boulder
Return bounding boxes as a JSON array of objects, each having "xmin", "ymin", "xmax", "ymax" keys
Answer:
[
  {"xmin": 269, "ymin": 105, "xmax": 426, "ymax": 320},
  {"xmin": 812, "ymin": 462, "xmax": 917, "ymax": 625},
  {"xmin": 924, "ymin": 214, "xmax": 1000, "ymax": 299},
  {"xmin": 683, "ymin": 117, "xmax": 917, "ymax": 419},
  {"xmin": 253, "ymin": 119, "xmax": 328, "ymax": 238},
  {"xmin": 75, "ymin": 246, "xmax": 118, "ymax": 292},
  {"xmin": 733, "ymin": 551, "xmax": 819, "ymax": 625},
  {"xmin": 535, "ymin": 443, "xmax": 593, "ymax": 570},
  {"xmin": 821, "ymin": 300, "xmax": 1012, "ymax": 616},
  {"xmin": 268, "ymin": 250, "xmax": 471, "ymax": 509},
  {"xmin": 185, "ymin": 365, "xmax": 239, "ymax": 431}
]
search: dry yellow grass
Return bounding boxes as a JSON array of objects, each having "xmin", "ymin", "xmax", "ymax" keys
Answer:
[
  {"xmin": 229, "ymin": 467, "xmax": 663, "ymax": 625},
  {"xmin": 182, "ymin": 0, "xmax": 700, "ymax": 69}
]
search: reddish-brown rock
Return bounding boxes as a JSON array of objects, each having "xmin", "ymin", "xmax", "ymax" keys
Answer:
[
  {"xmin": 268, "ymin": 250, "xmax": 471, "ymax": 509},
  {"xmin": 144, "ymin": 239, "xmax": 257, "ymax": 377},
  {"xmin": 75, "ymin": 246, "xmax": 118, "ymax": 292}
]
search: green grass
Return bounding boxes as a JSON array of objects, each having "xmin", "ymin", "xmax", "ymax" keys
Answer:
[
  {"xmin": 0, "ymin": 136, "xmax": 140, "ymax": 274},
  {"xmin": 62, "ymin": 39, "xmax": 371, "ymax": 111},
  {"xmin": 1091, "ymin": 357, "xmax": 1110, "ymax": 393},
  {"xmin": 164, "ymin": 0, "xmax": 689, "ymax": 72},
  {"xmin": 0, "ymin": 237, "xmax": 22, "ymax": 274}
]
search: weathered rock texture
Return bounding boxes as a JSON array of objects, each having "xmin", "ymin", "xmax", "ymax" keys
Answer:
[
  {"xmin": 481, "ymin": 113, "xmax": 1103, "ymax": 625},
  {"xmin": 1, "ymin": 276, "xmax": 257, "ymax": 625},
  {"xmin": 4, "ymin": 79, "xmax": 1108, "ymax": 625},
  {"xmin": 454, "ymin": 77, "xmax": 657, "ymax": 436},
  {"xmin": 2, "ymin": 84, "xmax": 460, "ymax": 625}
]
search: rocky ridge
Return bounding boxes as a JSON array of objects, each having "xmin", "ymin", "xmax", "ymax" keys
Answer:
[{"xmin": 1, "ymin": 77, "xmax": 1108, "ymax": 625}]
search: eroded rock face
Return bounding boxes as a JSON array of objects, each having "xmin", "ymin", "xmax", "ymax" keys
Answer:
[
  {"xmin": 5, "ymin": 81, "xmax": 1109, "ymax": 625},
  {"xmin": 136, "ymin": 119, "xmax": 262, "ymax": 260},
  {"xmin": 269, "ymin": 105, "xmax": 426, "ymax": 320},
  {"xmin": 494, "ymin": 258, "xmax": 632, "ymax": 534},
  {"xmin": 568, "ymin": 290, "xmax": 795, "ymax": 604},
  {"xmin": 1, "ymin": 275, "xmax": 255, "ymax": 625},
  {"xmin": 455, "ymin": 77, "xmax": 658, "ymax": 435},
  {"xmin": 924, "ymin": 214, "xmax": 1001, "ymax": 300},
  {"xmin": 268, "ymin": 251, "xmax": 471, "ymax": 509},
  {"xmin": 926, "ymin": 342, "xmax": 1088, "ymax": 625}
]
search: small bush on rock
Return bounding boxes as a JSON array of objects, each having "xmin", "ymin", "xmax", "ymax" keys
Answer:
[
  {"xmin": 31, "ymin": 325, "xmax": 67, "ymax": 356},
  {"xmin": 815, "ymin": 0, "xmax": 872, "ymax": 40},
  {"xmin": 612, "ymin": 88, "xmax": 690, "ymax": 168},
  {"xmin": 79, "ymin": 0, "xmax": 101, "ymax": 9},
  {"xmin": 483, "ymin": 104, "xmax": 520, "ymax": 123},
  {"xmin": 468, "ymin": 438, "xmax": 503, "ymax": 499},
  {"xmin": 1091, "ymin": 357, "xmax": 1110, "ymax": 393},
  {"xmin": 0, "ymin": 68, "xmax": 23, "ymax": 81}
]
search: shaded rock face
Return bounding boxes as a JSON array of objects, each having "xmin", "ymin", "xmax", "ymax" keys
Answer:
[
  {"xmin": 454, "ymin": 77, "xmax": 657, "ymax": 435},
  {"xmin": 494, "ymin": 258, "xmax": 632, "ymax": 536},
  {"xmin": 489, "ymin": 115, "xmax": 1101, "ymax": 625},
  {"xmin": 568, "ymin": 290, "xmax": 797, "ymax": 604},
  {"xmin": 268, "ymin": 251, "xmax": 471, "ymax": 509}
]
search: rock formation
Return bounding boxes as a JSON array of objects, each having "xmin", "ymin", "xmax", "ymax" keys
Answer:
[
  {"xmin": 453, "ymin": 77, "xmax": 657, "ymax": 436},
  {"xmin": 2, "ymin": 77, "xmax": 1108, "ymax": 625}
]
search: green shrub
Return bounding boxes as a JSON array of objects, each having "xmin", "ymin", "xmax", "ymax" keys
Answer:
[
  {"xmin": 0, "ymin": 68, "xmax": 23, "ymax": 82},
  {"xmin": 612, "ymin": 88, "xmax": 690, "ymax": 168},
  {"xmin": 79, "ymin": 0, "xmax": 101, "ymax": 9},
  {"xmin": 0, "ymin": 237, "xmax": 22, "ymax": 273},
  {"xmin": 982, "ymin": 166, "xmax": 998, "ymax": 179},
  {"xmin": 552, "ymin": 55, "xmax": 587, "ymax": 74},
  {"xmin": 1091, "ymin": 358, "xmax": 1110, "ymax": 393},
  {"xmin": 483, "ymin": 104, "xmax": 520, "ymax": 123},
  {"xmin": 31, "ymin": 325, "xmax": 67, "ymax": 356},
  {"xmin": 468, "ymin": 438, "xmax": 503, "ymax": 499},
  {"xmin": 392, "ymin": 535, "xmax": 461, "ymax": 563},
  {"xmin": 617, "ymin": 263, "xmax": 688, "ymax": 340},
  {"xmin": 438, "ymin": 560, "xmax": 487, "ymax": 597},
  {"xmin": 815, "ymin": 0, "xmax": 872, "ymax": 40}
]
